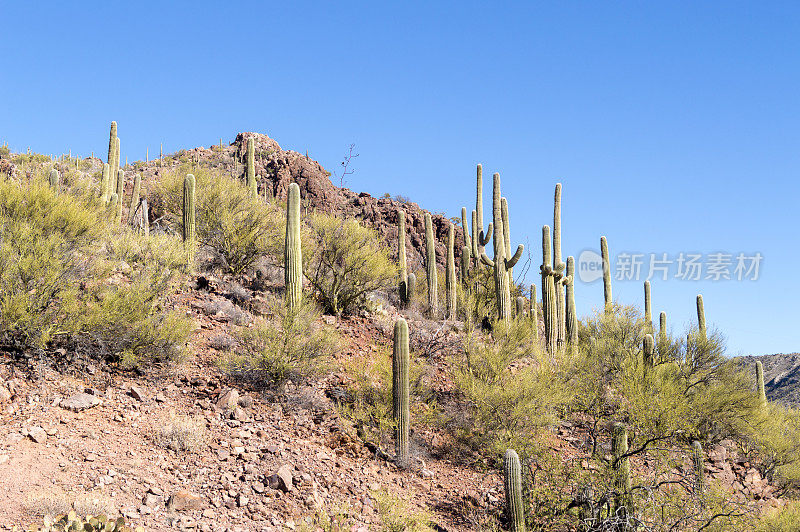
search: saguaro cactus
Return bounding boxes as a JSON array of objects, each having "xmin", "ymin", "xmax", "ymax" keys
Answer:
[
  {"xmin": 398, "ymin": 210, "xmax": 409, "ymax": 305},
  {"xmin": 107, "ymin": 121, "xmax": 117, "ymax": 183},
  {"xmin": 461, "ymin": 207, "xmax": 471, "ymax": 256},
  {"xmin": 644, "ymin": 281, "xmax": 653, "ymax": 334},
  {"xmin": 183, "ymin": 174, "xmax": 196, "ymax": 267},
  {"xmin": 48, "ymin": 169, "xmax": 59, "ymax": 193},
  {"xmin": 612, "ymin": 423, "xmax": 631, "ymax": 513},
  {"xmin": 112, "ymin": 137, "xmax": 121, "ymax": 196},
  {"xmin": 407, "ymin": 273, "xmax": 417, "ymax": 302},
  {"xmin": 285, "ymin": 182, "xmax": 303, "ymax": 313},
  {"xmin": 692, "ymin": 440, "xmax": 704, "ymax": 497},
  {"xmin": 756, "ymin": 361, "xmax": 767, "ymax": 407},
  {"xmin": 553, "ymin": 184, "xmax": 566, "ymax": 347},
  {"xmin": 393, "ymin": 318, "xmax": 410, "ymax": 468},
  {"xmin": 643, "ymin": 334, "xmax": 655, "ymax": 368},
  {"xmin": 461, "ymin": 245, "xmax": 471, "ymax": 285},
  {"xmin": 100, "ymin": 163, "xmax": 110, "ymax": 202},
  {"xmin": 501, "ymin": 197, "xmax": 513, "ymax": 283},
  {"xmin": 530, "ymin": 284, "xmax": 539, "ymax": 341},
  {"xmin": 425, "ymin": 213, "xmax": 438, "ymax": 317},
  {"xmin": 115, "ymin": 170, "xmax": 125, "ymax": 222},
  {"xmin": 474, "ymin": 164, "xmax": 492, "ymax": 259},
  {"xmin": 541, "ymin": 226, "xmax": 557, "ymax": 353},
  {"xmin": 696, "ymin": 295, "xmax": 706, "ymax": 338},
  {"xmin": 659, "ymin": 312, "xmax": 667, "ymax": 340},
  {"xmin": 479, "ymin": 173, "xmax": 523, "ymax": 321},
  {"xmin": 503, "ymin": 449, "xmax": 525, "ymax": 532},
  {"xmin": 515, "ymin": 297, "xmax": 526, "ymax": 318},
  {"xmin": 601, "ymin": 236, "xmax": 612, "ymax": 313},
  {"xmin": 246, "ymin": 136, "xmax": 256, "ymax": 197},
  {"xmin": 446, "ymin": 223, "xmax": 457, "ymax": 320},
  {"xmin": 129, "ymin": 173, "xmax": 141, "ymax": 221},
  {"xmin": 565, "ymin": 256, "xmax": 578, "ymax": 349}
]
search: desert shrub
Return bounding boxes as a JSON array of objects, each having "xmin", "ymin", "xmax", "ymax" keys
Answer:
[
  {"xmin": 305, "ymin": 213, "xmax": 396, "ymax": 316},
  {"xmin": 225, "ymin": 298, "xmax": 338, "ymax": 385},
  {"xmin": 0, "ymin": 178, "xmax": 191, "ymax": 365},
  {"xmin": 24, "ymin": 489, "xmax": 117, "ymax": 519},
  {"xmin": 744, "ymin": 403, "xmax": 800, "ymax": 488},
  {"xmin": 756, "ymin": 501, "xmax": 800, "ymax": 531},
  {"xmin": 452, "ymin": 318, "xmax": 566, "ymax": 458},
  {"xmin": 373, "ymin": 489, "xmax": 434, "ymax": 532},
  {"xmin": 151, "ymin": 166, "xmax": 283, "ymax": 275},
  {"xmin": 18, "ymin": 511, "xmax": 143, "ymax": 532},
  {"xmin": 154, "ymin": 415, "xmax": 207, "ymax": 452}
]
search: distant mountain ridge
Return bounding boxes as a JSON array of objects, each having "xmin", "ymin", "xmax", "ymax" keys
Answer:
[{"xmin": 740, "ymin": 353, "xmax": 800, "ymax": 407}]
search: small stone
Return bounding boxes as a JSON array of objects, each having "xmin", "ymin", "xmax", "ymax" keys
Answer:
[
  {"xmin": 216, "ymin": 448, "xmax": 230, "ymax": 461},
  {"xmin": 155, "ymin": 393, "xmax": 167, "ymax": 403},
  {"xmin": 167, "ymin": 490, "xmax": 205, "ymax": 511},
  {"xmin": 6, "ymin": 432, "xmax": 23, "ymax": 444},
  {"xmin": 237, "ymin": 493, "xmax": 249, "ymax": 507},
  {"xmin": 201, "ymin": 509, "xmax": 216, "ymax": 519},
  {"xmin": 267, "ymin": 464, "xmax": 293, "ymax": 493},
  {"xmin": 28, "ymin": 426, "xmax": 47, "ymax": 444},
  {"xmin": 216, "ymin": 389, "xmax": 239, "ymax": 410},
  {"xmin": 0, "ymin": 386, "xmax": 11, "ymax": 403},
  {"xmin": 85, "ymin": 453, "xmax": 97, "ymax": 462},
  {"xmin": 60, "ymin": 392, "xmax": 101, "ymax": 412},
  {"xmin": 129, "ymin": 386, "xmax": 146, "ymax": 401},
  {"xmin": 252, "ymin": 481, "xmax": 265, "ymax": 494}
]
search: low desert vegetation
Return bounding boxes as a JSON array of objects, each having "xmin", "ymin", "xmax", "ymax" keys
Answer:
[{"xmin": 154, "ymin": 415, "xmax": 208, "ymax": 452}]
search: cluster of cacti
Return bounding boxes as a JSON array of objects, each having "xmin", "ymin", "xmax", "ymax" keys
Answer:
[
  {"xmin": 183, "ymin": 174, "xmax": 196, "ymax": 268},
  {"xmin": 398, "ymin": 210, "xmax": 410, "ymax": 305},
  {"xmin": 393, "ymin": 318, "xmax": 410, "ymax": 467},
  {"xmin": 540, "ymin": 226, "xmax": 558, "ymax": 353},
  {"xmin": 16, "ymin": 511, "xmax": 144, "ymax": 532},
  {"xmin": 424, "ymin": 213, "xmax": 438, "ymax": 317},
  {"xmin": 246, "ymin": 136, "xmax": 256, "ymax": 197},
  {"xmin": 285, "ymin": 182, "xmax": 302, "ymax": 312},
  {"xmin": 446, "ymin": 222, "xmax": 457, "ymax": 320},
  {"xmin": 503, "ymin": 449, "xmax": 526, "ymax": 532},
  {"xmin": 479, "ymin": 173, "xmax": 523, "ymax": 321}
]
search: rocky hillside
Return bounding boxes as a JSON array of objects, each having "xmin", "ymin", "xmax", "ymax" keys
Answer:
[{"xmin": 741, "ymin": 353, "xmax": 800, "ymax": 408}]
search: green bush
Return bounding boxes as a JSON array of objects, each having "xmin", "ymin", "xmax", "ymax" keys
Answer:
[
  {"xmin": 0, "ymin": 177, "xmax": 192, "ymax": 366},
  {"xmin": 305, "ymin": 213, "xmax": 396, "ymax": 316},
  {"xmin": 151, "ymin": 166, "xmax": 283, "ymax": 275},
  {"xmin": 756, "ymin": 501, "xmax": 800, "ymax": 532},
  {"xmin": 225, "ymin": 298, "xmax": 338, "ymax": 385}
]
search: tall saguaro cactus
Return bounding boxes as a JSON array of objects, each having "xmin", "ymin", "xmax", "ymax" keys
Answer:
[
  {"xmin": 503, "ymin": 449, "xmax": 525, "ymax": 532},
  {"xmin": 474, "ymin": 164, "xmax": 492, "ymax": 259},
  {"xmin": 601, "ymin": 236, "xmax": 612, "ymax": 313},
  {"xmin": 612, "ymin": 423, "xmax": 632, "ymax": 514},
  {"xmin": 692, "ymin": 440, "xmax": 705, "ymax": 498},
  {"xmin": 479, "ymin": 173, "xmax": 523, "ymax": 321},
  {"xmin": 48, "ymin": 169, "xmax": 59, "ymax": 193},
  {"xmin": 246, "ymin": 137, "xmax": 256, "ymax": 197},
  {"xmin": 424, "ymin": 213, "xmax": 438, "ymax": 317},
  {"xmin": 129, "ymin": 173, "xmax": 141, "ymax": 222},
  {"xmin": 696, "ymin": 295, "xmax": 706, "ymax": 338},
  {"xmin": 461, "ymin": 207, "xmax": 471, "ymax": 257},
  {"xmin": 107, "ymin": 121, "xmax": 117, "ymax": 189},
  {"xmin": 100, "ymin": 163, "xmax": 110, "ymax": 203},
  {"xmin": 756, "ymin": 361, "xmax": 767, "ymax": 407},
  {"xmin": 644, "ymin": 281, "xmax": 653, "ymax": 334},
  {"xmin": 541, "ymin": 226, "xmax": 557, "ymax": 353},
  {"xmin": 659, "ymin": 312, "xmax": 667, "ymax": 342},
  {"xmin": 501, "ymin": 197, "xmax": 513, "ymax": 284},
  {"xmin": 446, "ymin": 223, "xmax": 457, "ymax": 320},
  {"xmin": 565, "ymin": 256, "xmax": 578, "ymax": 349},
  {"xmin": 530, "ymin": 284, "xmax": 539, "ymax": 341},
  {"xmin": 461, "ymin": 245, "xmax": 471, "ymax": 285},
  {"xmin": 285, "ymin": 183, "xmax": 303, "ymax": 313},
  {"xmin": 398, "ymin": 210, "xmax": 409, "ymax": 305},
  {"xmin": 112, "ymin": 137, "xmax": 121, "ymax": 196},
  {"xmin": 392, "ymin": 318, "xmax": 410, "ymax": 468},
  {"xmin": 115, "ymin": 170, "xmax": 125, "ymax": 222},
  {"xmin": 643, "ymin": 334, "xmax": 655, "ymax": 368},
  {"xmin": 553, "ymin": 184, "xmax": 566, "ymax": 347},
  {"xmin": 183, "ymin": 174, "xmax": 196, "ymax": 268}
]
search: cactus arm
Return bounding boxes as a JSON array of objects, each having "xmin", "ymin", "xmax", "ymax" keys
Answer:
[
  {"xmin": 480, "ymin": 251, "xmax": 495, "ymax": 267},
  {"xmin": 506, "ymin": 244, "xmax": 524, "ymax": 269}
]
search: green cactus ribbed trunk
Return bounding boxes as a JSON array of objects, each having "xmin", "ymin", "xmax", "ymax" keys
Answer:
[
  {"xmin": 601, "ymin": 236, "xmax": 612, "ymax": 314},
  {"xmin": 285, "ymin": 182, "xmax": 303, "ymax": 313},
  {"xmin": 183, "ymin": 174, "xmax": 196, "ymax": 269},
  {"xmin": 644, "ymin": 281, "xmax": 653, "ymax": 334},
  {"xmin": 471, "ymin": 209, "xmax": 479, "ymax": 267},
  {"xmin": 530, "ymin": 284, "xmax": 539, "ymax": 342},
  {"xmin": 140, "ymin": 199, "xmax": 150, "ymax": 237},
  {"xmin": 503, "ymin": 449, "xmax": 525, "ymax": 532},
  {"xmin": 100, "ymin": 163, "xmax": 110, "ymax": 203},
  {"xmin": 393, "ymin": 318, "xmax": 410, "ymax": 468},
  {"xmin": 424, "ymin": 213, "xmax": 438, "ymax": 317},
  {"xmin": 696, "ymin": 295, "xmax": 706, "ymax": 338},
  {"xmin": 461, "ymin": 207, "xmax": 471, "ymax": 260},
  {"xmin": 115, "ymin": 170, "xmax": 125, "ymax": 222},
  {"xmin": 109, "ymin": 194, "xmax": 119, "ymax": 221},
  {"xmin": 541, "ymin": 226, "xmax": 557, "ymax": 354},
  {"xmin": 107, "ymin": 121, "xmax": 117, "ymax": 192},
  {"xmin": 461, "ymin": 245, "xmax": 471, "ymax": 286},
  {"xmin": 659, "ymin": 312, "xmax": 667, "ymax": 341},
  {"xmin": 501, "ymin": 197, "xmax": 513, "ymax": 284},
  {"xmin": 612, "ymin": 422, "xmax": 632, "ymax": 515},
  {"xmin": 407, "ymin": 273, "xmax": 416, "ymax": 302},
  {"xmin": 129, "ymin": 173, "xmax": 141, "ymax": 223},
  {"xmin": 446, "ymin": 222, "xmax": 457, "ymax": 320},
  {"xmin": 643, "ymin": 334, "xmax": 655, "ymax": 368},
  {"xmin": 246, "ymin": 137, "xmax": 256, "ymax": 197},
  {"xmin": 756, "ymin": 360, "xmax": 767, "ymax": 407},
  {"xmin": 48, "ymin": 169, "xmax": 59, "ymax": 194},
  {"xmin": 515, "ymin": 297, "xmax": 526, "ymax": 318},
  {"xmin": 112, "ymin": 137, "xmax": 120, "ymax": 198},
  {"xmin": 553, "ymin": 184, "xmax": 566, "ymax": 349},
  {"xmin": 692, "ymin": 441, "xmax": 704, "ymax": 499},
  {"xmin": 398, "ymin": 210, "xmax": 409, "ymax": 306},
  {"xmin": 565, "ymin": 256, "xmax": 578, "ymax": 350},
  {"xmin": 478, "ymin": 173, "xmax": 522, "ymax": 322},
  {"xmin": 475, "ymin": 164, "xmax": 492, "ymax": 260}
]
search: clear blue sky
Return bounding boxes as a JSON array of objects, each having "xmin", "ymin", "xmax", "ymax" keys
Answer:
[{"xmin": 2, "ymin": 1, "xmax": 798, "ymax": 356}]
